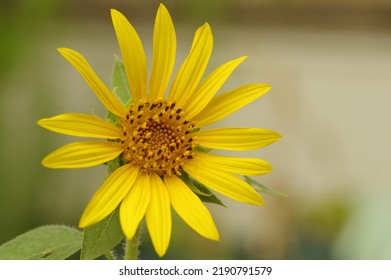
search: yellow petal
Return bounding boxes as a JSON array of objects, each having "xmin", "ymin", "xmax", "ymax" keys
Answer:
[
  {"xmin": 164, "ymin": 175, "xmax": 219, "ymax": 241},
  {"xmin": 184, "ymin": 160, "xmax": 264, "ymax": 205},
  {"xmin": 57, "ymin": 48, "xmax": 127, "ymax": 118},
  {"xmin": 145, "ymin": 173, "xmax": 171, "ymax": 257},
  {"xmin": 184, "ymin": 56, "xmax": 247, "ymax": 120},
  {"xmin": 194, "ymin": 152, "xmax": 272, "ymax": 176},
  {"xmin": 79, "ymin": 164, "xmax": 139, "ymax": 228},
  {"xmin": 194, "ymin": 84, "xmax": 271, "ymax": 128},
  {"xmin": 111, "ymin": 9, "xmax": 147, "ymax": 102},
  {"xmin": 42, "ymin": 141, "xmax": 123, "ymax": 169},
  {"xmin": 168, "ymin": 23, "xmax": 213, "ymax": 107},
  {"xmin": 120, "ymin": 172, "xmax": 151, "ymax": 240},
  {"xmin": 149, "ymin": 4, "xmax": 176, "ymax": 99},
  {"xmin": 194, "ymin": 128, "xmax": 282, "ymax": 150},
  {"xmin": 37, "ymin": 113, "xmax": 123, "ymax": 139}
]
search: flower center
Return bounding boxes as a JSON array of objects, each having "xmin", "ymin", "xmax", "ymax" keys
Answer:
[{"xmin": 120, "ymin": 100, "xmax": 196, "ymax": 176}]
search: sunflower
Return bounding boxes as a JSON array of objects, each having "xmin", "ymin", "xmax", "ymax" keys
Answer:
[{"xmin": 37, "ymin": 4, "xmax": 281, "ymax": 257}]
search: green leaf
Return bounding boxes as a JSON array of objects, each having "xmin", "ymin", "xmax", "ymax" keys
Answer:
[
  {"xmin": 107, "ymin": 155, "xmax": 123, "ymax": 174},
  {"xmin": 112, "ymin": 55, "xmax": 131, "ymax": 105},
  {"xmin": 244, "ymin": 176, "xmax": 287, "ymax": 197},
  {"xmin": 198, "ymin": 194, "xmax": 226, "ymax": 206},
  {"xmin": 195, "ymin": 146, "xmax": 214, "ymax": 153},
  {"xmin": 180, "ymin": 172, "xmax": 210, "ymax": 196},
  {"xmin": 107, "ymin": 56, "xmax": 132, "ymax": 125},
  {"xmin": 80, "ymin": 208, "xmax": 124, "ymax": 260},
  {"xmin": 181, "ymin": 172, "xmax": 226, "ymax": 207},
  {"xmin": 0, "ymin": 225, "xmax": 82, "ymax": 260},
  {"xmin": 106, "ymin": 111, "xmax": 120, "ymax": 126}
]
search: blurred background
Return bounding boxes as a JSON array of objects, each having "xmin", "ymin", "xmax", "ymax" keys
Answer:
[{"xmin": 1, "ymin": 0, "xmax": 391, "ymax": 259}]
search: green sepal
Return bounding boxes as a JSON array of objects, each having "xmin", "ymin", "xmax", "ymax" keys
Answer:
[
  {"xmin": 107, "ymin": 155, "xmax": 124, "ymax": 174},
  {"xmin": 0, "ymin": 225, "xmax": 82, "ymax": 260},
  {"xmin": 107, "ymin": 56, "xmax": 132, "ymax": 126},
  {"xmin": 112, "ymin": 55, "xmax": 131, "ymax": 105},
  {"xmin": 106, "ymin": 111, "xmax": 120, "ymax": 126},
  {"xmin": 192, "ymin": 127, "xmax": 201, "ymax": 133},
  {"xmin": 244, "ymin": 176, "xmax": 287, "ymax": 197},
  {"xmin": 80, "ymin": 208, "xmax": 124, "ymax": 260},
  {"xmin": 180, "ymin": 172, "xmax": 210, "ymax": 197},
  {"xmin": 181, "ymin": 172, "xmax": 226, "ymax": 207},
  {"xmin": 195, "ymin": 146, "xmax": 214, "ymax": 153}
]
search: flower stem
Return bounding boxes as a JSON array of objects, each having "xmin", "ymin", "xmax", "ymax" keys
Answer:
[
  {"xmin": 105, "ymin": 250, "xmax": 116, "ymax": 260},
  {"xmin": 124, "ymin": 224, "xmax": 142, "ymax": 260}
]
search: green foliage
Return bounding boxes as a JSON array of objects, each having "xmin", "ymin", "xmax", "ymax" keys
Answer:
[
  {"xmin": 112, "ymin": 56, "xmax": 131, "ymax": 105},
  {"xmin": 107, "ymin": 56, "xmax": 132, "ymax": 125},
  {"xmin": 80, "ymin": 208, "xmax": 124, "ymax": 260},
  {"xmin": 106, "ymin": 111, "xmax": 120, "ymax": 126},
  {"xmin": 181, "ymin": 172, "xmax": 226, "ymax": 207},
  {"xmin": 0, "ymin": 225, "xmax": 82, "ymax": 260},
  {"xmin": 107, "ymin": 155, "xmax": 123, "ymax": 174},
  {"xmin": 244, "ymin": 176, "xmax": 287, "ymax": 197},
  {"xmin": 195, "ymin": 146, "xmax": 214, "ymax": 153}
]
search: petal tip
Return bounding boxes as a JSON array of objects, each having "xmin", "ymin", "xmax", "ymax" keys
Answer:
[
  {"xmin": 110, "ymin": 9, "xmax": 121, "ymax": 17},
  {"xmin": 154, "ymin": 242, "xmax": 169, "ymax": 258},
  {"xmin": 78, "ymin": 220, "xmax": 87, "ymax": 229},
  {"xmin": 257, "ymin": 84, "xmax": 272, "ymax": 95},
  {"xmin": 254, "ymin": 195, "xmax": 265, "ymax": 206},
  {"xmin": 36, "ymin": 118, "xmax": 44, "ymax": 127},
  {"xmin": 263, "ymin": 160, "xmax": 274, "ymax": 172},
  {"xmin": 57, "ymin": 47, "xmax": 72, "ymax": 56},
  {"xmin": 158, "ymin": 2, "xmax": 168, "ymax": 11},
  {"xmin": 111, "ymin": 9, "xmax": 127, "ymax": 25},
  {"xmin": 78, "ymin": 214, "xmax": 95, "ymax": 229},
  {"xmin": 41, "ymin": 157, "xmax": 54, "ymax": 169},
  {"xmin": 199, "ymin": 22, "xmax": 212, "ymax": 34},
  {"xmin": 122, "ymin": 226, "xmax": 138, "ymax": 241},
  {"xmin": 207, "ymin": 230, "xmax": 220, "ymax": 241},
  {"xmin": 41, "ymin": 159, "xmax": 48, "ymax": 168}
]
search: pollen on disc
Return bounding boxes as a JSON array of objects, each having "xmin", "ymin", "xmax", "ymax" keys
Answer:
[{"xmin": 120, "ymin": 100, "xmax": 196, "ymax": 176}]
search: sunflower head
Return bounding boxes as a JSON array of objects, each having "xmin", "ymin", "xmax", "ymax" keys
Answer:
[
  {"xmin": 120, "ymin": 99, "xmax": 196, "ymax": 177},
  {"xmin": 37, "ymin": 4, "xmax": 281, "ymax": 257}
]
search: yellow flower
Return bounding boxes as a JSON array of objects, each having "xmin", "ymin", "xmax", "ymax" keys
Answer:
[{"xmin": 37, "ymin": 4, "xmax": 281, "ymax": 257}]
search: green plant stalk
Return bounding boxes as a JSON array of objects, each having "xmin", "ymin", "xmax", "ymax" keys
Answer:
[
  {"xmin": 105, "ymin": 250, "xmax": 116, "ymax": 260},
  {"xmin": 124, "ymin": 224, "xmax": 142, "ymax": 260}
]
